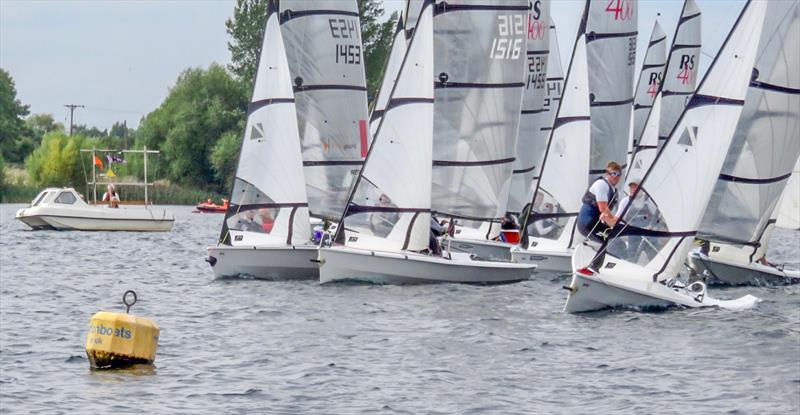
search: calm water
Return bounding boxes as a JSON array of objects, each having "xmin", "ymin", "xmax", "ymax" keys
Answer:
[{"xmin": 1, "ymin": 203, "xmax": 798, "ymax": 414}]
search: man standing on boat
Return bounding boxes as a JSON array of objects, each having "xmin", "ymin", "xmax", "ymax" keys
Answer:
[{"xmin": 577, "ymin": 161, "xmax": 622, "ymax": 242}]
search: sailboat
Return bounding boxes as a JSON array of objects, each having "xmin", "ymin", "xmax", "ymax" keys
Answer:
[
  {"xmin": 431, "ymin": 0, "xmax": 534, "ymax": 261},
  {"xmin": 628, "ymin": 0, "xmax": 701, "ymax": 181},
  {"xmin": 585, "ymin": 0, "xmax": 638, "ymax": 180},
  {"xmin": 510, "ymin": 5, "xmax": 592, "ymax": 274},
  {"xmin": 317, "ymin": 0, "xmax": 536, "ymax": 285},
  {"xmin": 563, "ymin": 0, "xmax": 767, "ymax": 313},
  {"xmin": 629, "ymin": 21, "xmax": 666, "ymax": 154},
  {"xmin": 690, "ymin": 0, "xmax": 800, "ymax": 286},
  {"xmin": 207, "ymin": 1, "xmax": 316, "ymax": 280},
  {"xmin": 508, "ymin": 6, "xmax": 553, "ymax": 218}
]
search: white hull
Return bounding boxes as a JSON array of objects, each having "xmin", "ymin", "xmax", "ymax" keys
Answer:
[
  {"xmin": 318, "ymin": 246, "xmax": 536, "ymax": 284},
  {"xmin": 16, "ymin": 209, "xmax": 173, "ymax": 232},
  {"xmin": 563, "ymin": 271, "xmax": 759, "ymax": 313},
  {"xmin": 689, "ymin": 251, "xmax": 800, "ymax": 286},
  {"xmin": 510, "ymin": 247, "xmax": 573, "ymax": 273},
  {"xmin": 207, "ymin": 245, "xmax": 319, "ymax": 280},
  {"xmin": 446, "ymin": 238, "xmax": 514, "ymax": 261}
]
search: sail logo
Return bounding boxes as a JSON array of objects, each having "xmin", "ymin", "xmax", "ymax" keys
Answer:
[
  {"xmin": 605, "ymin": 0, "xmax": 635, "ymax": 21},
  {"xmin": 647, "ymin": 71, "xmax": 664, "ymax": 97},
  {"xmin": 528, "ymin": 1, "xmax": 546, "ymax": 40},
  {"xmin": 491, "ymin": 14, "xmax": 525, "ymax": 60},
  {"xmin": 249, "ymin": 123, "xmax": 265, "ymax": 141},
  {"xmin": 677, "ymin": 54, "xmax": 696, "ymax": 85}
]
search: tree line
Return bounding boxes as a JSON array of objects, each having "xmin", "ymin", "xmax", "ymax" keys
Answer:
[{"xmin": 0, "ymin": 0, "xmax": 397, "ymax": 199}]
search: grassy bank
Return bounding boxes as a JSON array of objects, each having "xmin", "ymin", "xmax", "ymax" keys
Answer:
[{"xmin": 1, "ymin": 166, "xmax": 224, "ymax": 205}]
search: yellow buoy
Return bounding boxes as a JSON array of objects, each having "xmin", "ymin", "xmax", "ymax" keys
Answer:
[{"xmin": 85, "ymin": 291, "xmax": 160, "ymax": 369}]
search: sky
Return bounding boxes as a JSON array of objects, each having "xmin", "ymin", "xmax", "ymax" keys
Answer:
[{"xmin": 0, "ymin": 0, "xmax": 747, "ymax": 131}]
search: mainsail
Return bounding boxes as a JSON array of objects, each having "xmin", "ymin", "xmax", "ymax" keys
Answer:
[
  {"xmin": 585, "ymin": 0, "xmax": 638, "ymax": 179},
  {"xmin": 508, "ymin": 1, "xmax": 552, "ymax": 215},
  {"xmin": 370, "ymin": 14, "xmax": 408, "ymax": 137},
  {"xmin": 220, "ymin": 2, "xmax": 311, "ymax": 246},
  {"xmin": 279, "ymin": 0, "xmax": 370, "ymax": 220},
  {"xmin": 600, "ymin": 0, "xmax": 767, "ymax": 280},
  {"xmin": 630, "ymin": 21, "xmax": 666, "ymax": 148},
  {"xmin": 430, "ymin": 0, "xmax": 529, "ymax": 239},
  {"xmin": 626, "ymin": 92, "xmax": 661, "ymax": 182},
  {"xmin": 657, "ymin": 0, "xmax": 701, "ymax": 149},
  {"xmin": 697, "ymin": 0, "xmax": 800, "ymax": 257},
  {"xmin": 520, "ymin": 21, "xmax": 591, "ymax": 251},
  {"xmin": 334, "ymin": 0, "xmax": 434, "ymax": 253},
  {"xmin": 405, "ymin": 0, "xmax": 425, "ymax": 37},
  {"xmin": 776, "ymin": 159, "xmax": 800, "ymax": 230}
]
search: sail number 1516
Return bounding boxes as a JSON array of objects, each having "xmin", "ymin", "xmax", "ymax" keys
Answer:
[{"xmin": 491, "ymin": 14, "xmax": 525, "ymax": 60}]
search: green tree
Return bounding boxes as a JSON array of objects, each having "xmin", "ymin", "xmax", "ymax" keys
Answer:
[
  {"xmin": 135, "ymin": 63, "xmax": 247, "ymax": 189},
  {"xmin": 25, "ymin": 132, "xmax": 89, "ymax": 188},
  {"xmin": 225, "ymin": 0, "xmax": 397, "ymax": 98},
  {"xmin": 0, "ymin": 68, "xmax": 32, "ymax": 163},
  {"xmin": 26, "ymin": 113, "xmax": 64, "ymax": 143},
  {"xmin": 359, "ymin": 0, "xmax": 399, "ymax": 100},
  {"xmin": 0, "ymin": 153, "xmax": 6, "ymax": 193},
  {"xmin": 225, "ymin": 0, "xmax": 268, "ymax": 83},
  {"xmin": 209, "ymin": 129, "xmax": 243, "ymax": 188}
]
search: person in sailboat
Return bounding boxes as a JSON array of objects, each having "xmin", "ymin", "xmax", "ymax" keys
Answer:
[
  {"xmin": 233, "ymin": 209, "xmax": 262, "ymax": 232},
  {"xmin": 429, "ymin": 215, "xmax": 446, "ymax": 256},
  {"xmin": 102, "ymin": 184, "xmax": 120, "ymax": 208},
  {"xmin": 577, "ymin": 161, "xmax": 622, "ymax": 242},
  {"xmin": 615, "ymin": 178, "xmax": 640, "ymax": 217},
  {"xmin": 370, "ymin": 193, "xmax": 398, "ymax": 236}
]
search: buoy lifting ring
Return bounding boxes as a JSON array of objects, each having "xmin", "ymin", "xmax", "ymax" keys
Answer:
[{"xmin": 123, "ymin": 290, "xmax": 137, "ymax": 314}]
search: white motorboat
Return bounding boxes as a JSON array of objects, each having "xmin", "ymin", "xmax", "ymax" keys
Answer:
[
  {"xmin": 513, "ymin": 13, "xmax": 591, "ymax": 274},
  {"xmin": 318, "ymin": 1, "xmax": 536, "ymax": 285},
  {"xmin": 15, "ymin": 187, "xmax": 173, "ymax": 232},
  {"xmin": 564, "ymin": 0, "xmax": 768, "ymax": 313},
  {"xmin": 693, "ymin": 0, "xmax": 799, "ymax": 286}
]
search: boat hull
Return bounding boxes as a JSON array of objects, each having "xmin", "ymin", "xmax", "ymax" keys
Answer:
[
  {"xmin": 688, "ymin": 251, "xmax": 800, "ymax": 286},
  {"xmin": 318, "ymin": 246, "xmax": 535, "ymax": 284},
  {"xmin": 563, "ymin": 272, "xmax": 759, "ymax": 314},
  {"xmin": 16, "ymin": 211, "xmax": 174, "ymax": 232},
  {"xmin": 207, "ymin": 245, "xmax": 319, "ymax": 280},
  {"xmin": 446, "ymin": 238, "xmax": 514, "ymax": 261},
  {"xmin": 510, "ymin": 247, "xmax": 572, "ymax": 273}
]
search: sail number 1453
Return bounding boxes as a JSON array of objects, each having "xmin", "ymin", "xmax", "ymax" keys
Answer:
[{"xmin": 330, "ymin": 18, "xmax": 361, "ymax": 65}]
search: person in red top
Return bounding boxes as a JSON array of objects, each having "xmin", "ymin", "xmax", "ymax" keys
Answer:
[{"xmin": 259, "ymin": 209, "xmax": 274, "ymax": 233}]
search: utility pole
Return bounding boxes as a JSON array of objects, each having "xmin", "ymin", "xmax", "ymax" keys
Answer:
[
  {"xmin": 64, "ymin": 104, "xmax": 85, "ymax": 136},
  {"xmin": 123, "ymin": 120, "xmax": 128, "ymax": 149}
]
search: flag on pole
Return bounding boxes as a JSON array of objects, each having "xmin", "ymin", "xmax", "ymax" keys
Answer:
[
  {"xmin": 106, "ymin": 169, "xmax": 117, "ymax": 178},
  {"xmin": 93, "ymin": 155, "xmax": 104, "ymax": 170}
]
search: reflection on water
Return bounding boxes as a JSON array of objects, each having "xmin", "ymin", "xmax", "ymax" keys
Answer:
[{"xmin": 1, "ymin": 204, "xmax": 798, "ymax": 413}]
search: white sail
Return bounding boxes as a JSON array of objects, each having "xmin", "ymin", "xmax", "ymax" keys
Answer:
[
  {"xmin": 335, "ymin": 0, "xmax": 434, "ymax": 253},
  {"xmin": 430, "ymin": 0, "xmax": 529, "ymax": 239},
  {"xmin": 585, "ymin": 0, "xmax": 638, "ymax": 179},
  {"xmin": 508, "ymin": 1, "xmax": 552, "ymax": 214},
  {"xmin": 776, "ymin": 159, "xmax": 800, "ymax": 230},
  {"xmin": 370, "ymin": 14, "xmax": 408, "ymax": 138},
  {"xmin": 657, "ymin": 0, "xmax": 701, "ymax": 149},
  {"xmin": 405, "ymin": 0, "xmax": 425, "ymax": 37},
  {"xmin": 631, "ymin": 21, "xmax": 666, "ymax": 148},
  {"xmin": 279, "ymin": 0, "xmax": 370, "ymax": 220},
  {"xmin": 520, "ymin": 30, "xmax": 591, "ymax": 252},
  {"xmin": 626, "ymin": 92, "xmax": 661, "ymax": 182},
  {"xmin": 698, "ymin": 1, "xmax": 800, "ymax": 252},
  {"xmin": 600, "ymin": 0, "xmax": 767, "ymax": 281},
  {"xmin": 221, "ymin": 4, "xmax": 311, "ymax": 247}
]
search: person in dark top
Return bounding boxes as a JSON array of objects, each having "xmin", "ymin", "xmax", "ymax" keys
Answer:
[{"xmin": 577, "ymin": 161, "xmax": 622, "ymax": 243}]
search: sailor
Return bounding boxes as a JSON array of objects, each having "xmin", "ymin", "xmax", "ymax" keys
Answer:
[
  {"xmin": 102, "ymin": 184, "xmax": 120, "ymax": 208},
  {"xmin": 615, "ymin": 178, "xmax": 640, "ymax": 217},
  {"xmin": 577, "ymin": 161, "xmax": 622, "ymax": 242},
  {"xmin": 429, "ymin": 216, "xmax": 445, "ymax": 256}
]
